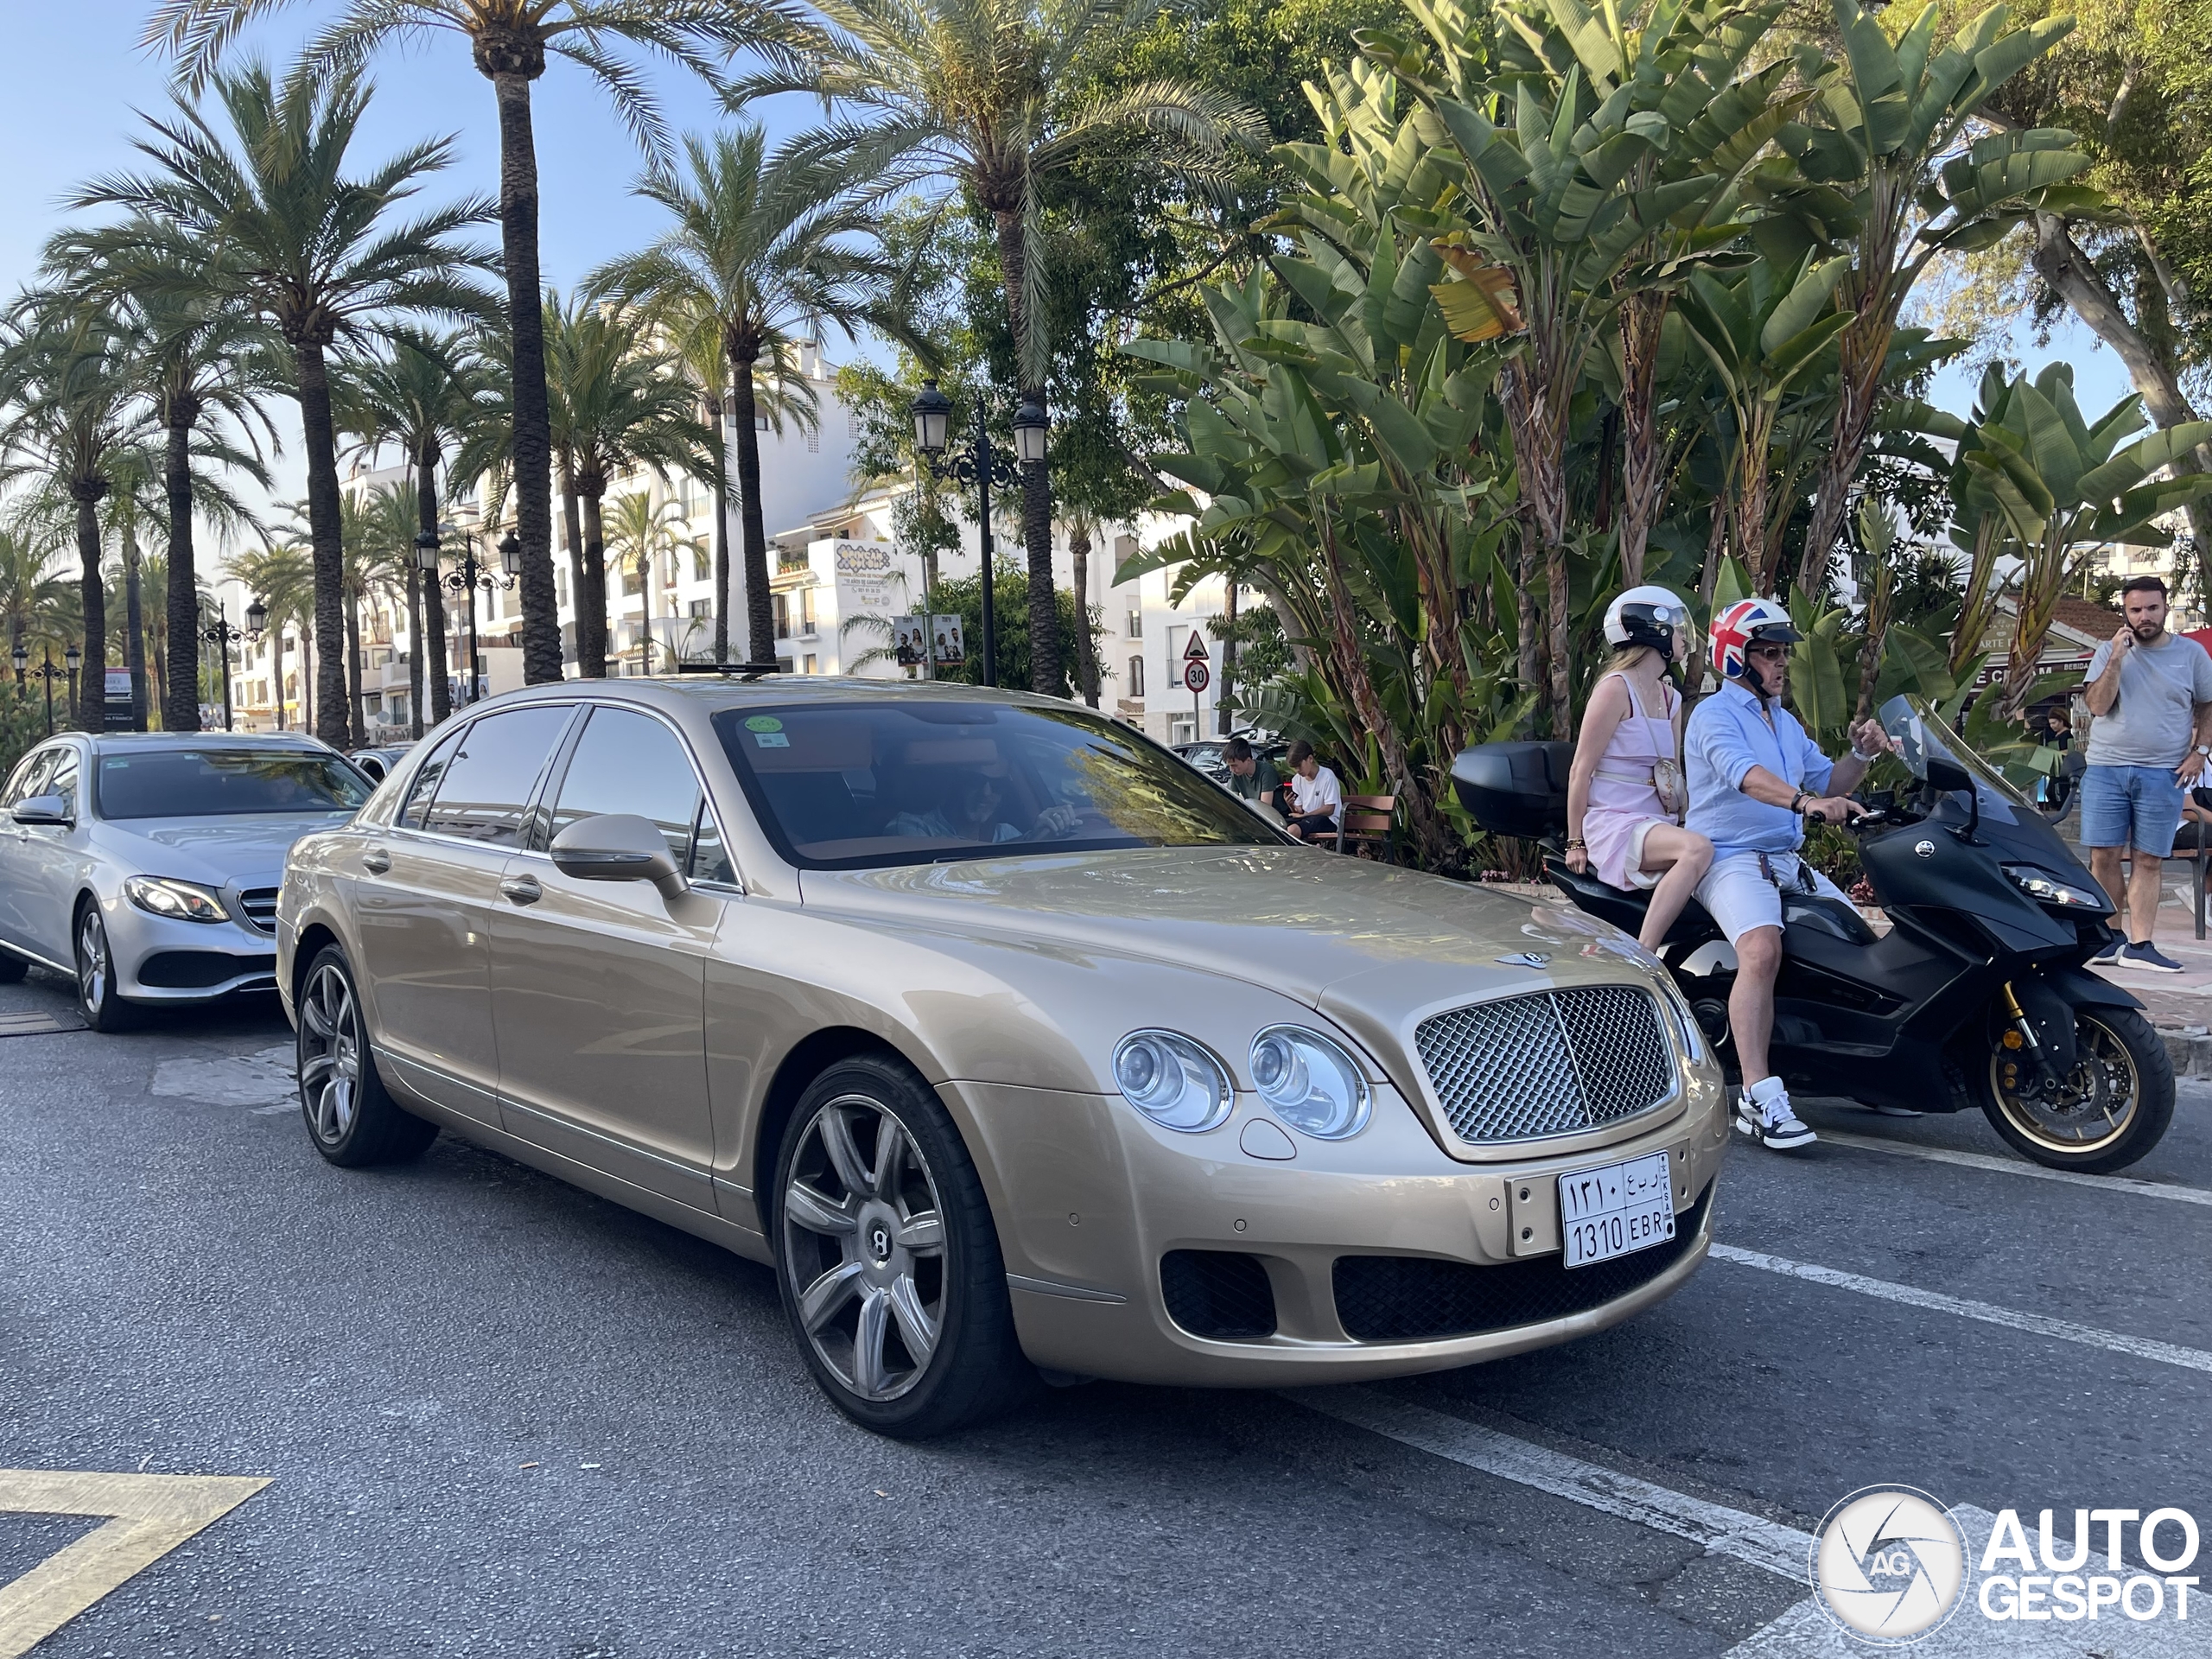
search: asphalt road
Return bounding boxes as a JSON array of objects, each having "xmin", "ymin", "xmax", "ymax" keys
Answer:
[{"xmin": 3, "ymin": 966, "xmax": 2208, "ymax": 1658}]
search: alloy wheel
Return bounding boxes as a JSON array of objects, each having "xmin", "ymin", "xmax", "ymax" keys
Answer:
[
  {"xmin": 298, "ymin": 962, "xmax": 364, "ymax": 1145},
  {"xmin": 76, "ymin": 910, "xmax": 107, "ymax": 1013},
  {"xmin": 779, "ymin": 1095, "xmax": 949, "ymax": 1402},
  {"xmin": 1988, "ymin": 1010, "xmax": 2139, "ymax": 1154}
]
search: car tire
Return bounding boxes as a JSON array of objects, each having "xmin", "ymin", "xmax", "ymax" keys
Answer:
[
  {"xmin": 0, "ymin": 949, "xmax": 27, "ymax": 984},
  {"xmin": 771, "ymin": 1054, "xmax": 1035, "ymax": 1439},
  {"xmin": 73, "ymin": 903, "xmax": 139, "ymax": 1033},
  {"xmin": 296, "ymin": 944, "xmax": 437, "ymax": 1166}
]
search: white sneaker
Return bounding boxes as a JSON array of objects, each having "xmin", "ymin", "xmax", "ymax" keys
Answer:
[{"xmin": 1735, "ymin": 1078, "xmax": 1817, "ymax": 1151}]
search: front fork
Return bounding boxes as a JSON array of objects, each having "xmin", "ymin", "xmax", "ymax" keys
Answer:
[{"xmin": 1996, "ymin": 982, "xmax": 2064, "ymax": 1093}]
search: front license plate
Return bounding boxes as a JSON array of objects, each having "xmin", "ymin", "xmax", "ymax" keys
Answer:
[{"xmin": 1558, "ymin": 1151, "xmax": 1675, "ymax": 1270}]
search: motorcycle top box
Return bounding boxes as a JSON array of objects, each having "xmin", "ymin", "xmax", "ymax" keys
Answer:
[{"xmin": 1452, "ymin": 696, "xmax": 2171, "ymax": 1173}]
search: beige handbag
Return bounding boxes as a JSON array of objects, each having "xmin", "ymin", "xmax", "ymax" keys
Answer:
[{"xmin": 1651, "ymin": 757, "xmax": 1689, "ymax": 819}]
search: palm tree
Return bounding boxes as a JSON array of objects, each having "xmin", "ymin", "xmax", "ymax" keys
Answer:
[
  {"xmin": 73, "ymin": 63, "xmax": 495, "ymax": 748},
  {"xmin": 507, "ymin": 294, "xmax": 716, "ymax": 678},
  {"xmin": 148, "ymin": 0, "xmax": 817, "ymax": 693},
  {"xmin": 589, "ymin": 125, "xmax": 901, "ymax": 664},
  {"xmin": 338, "ymin": 331, "xmax": 495, "ymax": 729},
  {"xmin": 602, "ymin": 489, "xmax": 702, "ymax": 672},
  {"xmin": 228, "ymin": 539, "xmax": 315, "ymax": 730},
  {"xmin": 46, "ymin": 225, "xmax": 286, "ymax": 733},
  {"xmin": 0, "ymin": 292, "xmax": 154, "ymax": 728},
  {"xmin": 753, "ymin": 0, "xmax": 1262, "ymax": 692},
  {"xmin": 0, "ymin": 524, "xmax": 72, "ymax": 671}
]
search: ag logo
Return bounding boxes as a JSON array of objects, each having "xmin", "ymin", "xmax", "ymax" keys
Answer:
[{"xmin": 1810, "ymin": 1485, "xmax": 1969, "ymax": 1645}]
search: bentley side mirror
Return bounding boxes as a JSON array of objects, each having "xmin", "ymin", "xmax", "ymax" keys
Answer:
[
  {"xmin": 550, "ymin": 813, "xmax": 688, "ymax": 900},
  {"xmin": 10, "ymin": 794, "xmax": 71, "ymax": 827}
]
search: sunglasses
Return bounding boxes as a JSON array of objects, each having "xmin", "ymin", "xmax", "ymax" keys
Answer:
[{"xmin": 1746, "ymin": 644, "xmax": 1790, "ymax": 662}]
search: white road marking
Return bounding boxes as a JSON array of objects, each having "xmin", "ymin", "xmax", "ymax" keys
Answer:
[
  {"xmin": 1814, "ymin": 1126, "xmax": 2212, "ymax": 1209},
  {"xmin": 1710, "ymin": 1244, "xmax": 2212, "ymax": 1375},
  {"xmin": 1281, "ymin": 1387, "xmax": 1810, "ymax": 1579}
]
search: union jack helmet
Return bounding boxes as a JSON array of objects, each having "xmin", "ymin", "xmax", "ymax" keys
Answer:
[{"xmin": 1709, "ymin": 597, "xmax": 1802, "ymax": 680}]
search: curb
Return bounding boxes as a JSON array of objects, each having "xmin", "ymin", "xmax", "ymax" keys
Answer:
[{"xmin": 2158, "ymin": 1027, "xmax": 2212, "ymax": 1078}]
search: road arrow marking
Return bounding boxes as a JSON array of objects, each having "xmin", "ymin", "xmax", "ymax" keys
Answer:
[{"xmin": 0, "ymin": 1471, "xmax": 269, "ymax": 1657}]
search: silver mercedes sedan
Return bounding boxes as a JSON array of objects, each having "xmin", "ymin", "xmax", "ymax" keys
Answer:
[{"xmin": 0, "ymin": 732, "xmax": 374, "ymax": 1029}]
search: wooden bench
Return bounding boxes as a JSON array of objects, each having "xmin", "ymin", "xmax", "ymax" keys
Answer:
[{"xmin": 1334, "ymin": 794, "xmax": 1396, "ymax": 861}]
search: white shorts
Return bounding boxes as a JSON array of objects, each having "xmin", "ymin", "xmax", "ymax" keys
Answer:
[{"xmin": 1695, "ymin": 851, "xmax": 1850, "ymax": 943}]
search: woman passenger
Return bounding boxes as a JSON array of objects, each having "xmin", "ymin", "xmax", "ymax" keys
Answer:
[{"xmin": 1564, "ymin": 587, "xmax": 1713, "ymax": 953}]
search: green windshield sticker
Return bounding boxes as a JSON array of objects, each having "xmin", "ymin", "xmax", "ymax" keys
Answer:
[
  {"xmin": 753, "ymin": 731, "xmax": 791, "ymax": 749},
  {"xmin": 744, "ymin": 715, "xmax": 783, "ymax": 733}
]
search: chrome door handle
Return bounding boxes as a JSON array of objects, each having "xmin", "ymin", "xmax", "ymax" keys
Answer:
[
  {"xmin": 362, "ymin": 848, "xmax": 391, "ymax": 874},
  {"xmin": 499, "ymin": 874, "xmax": 542, "ymax": 906}
]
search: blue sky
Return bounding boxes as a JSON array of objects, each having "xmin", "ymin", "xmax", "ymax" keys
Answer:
[{"xmin": 0, "ymin": 4, "xmax": 2143, "ymax": 532}]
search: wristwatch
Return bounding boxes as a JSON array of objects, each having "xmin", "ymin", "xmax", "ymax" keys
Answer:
[{"xmin": 1789, "ymin": 791, "xmax": 1808, "ymax": 815}]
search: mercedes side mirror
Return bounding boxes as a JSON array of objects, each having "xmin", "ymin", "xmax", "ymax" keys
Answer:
[
  {"xmin": 11, "ymin": 794, "xmax": 70, "ymax": 827},
  {"xmin": 549, "ymin": 813, "xmax": 688, "ymax": 900}
]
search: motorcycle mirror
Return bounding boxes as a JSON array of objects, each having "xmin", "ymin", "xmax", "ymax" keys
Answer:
[
  {"xmin": 1925, "ymin": 757, "xmax": 1973, "ymax": 794},
  {"xmin": 1923, "ymin": 756, "xmax": 1980, "ymax": 842}
]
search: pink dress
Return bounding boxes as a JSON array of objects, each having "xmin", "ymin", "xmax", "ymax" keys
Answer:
[{"xmin": 1583, "ymin": 675, "xmax": 1680, "ymax": 890}]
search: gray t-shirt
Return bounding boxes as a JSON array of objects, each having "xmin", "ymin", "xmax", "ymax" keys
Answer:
[{"xmin": 2084, "ymin": 631, "xmax": 2212, "ymax": 767}]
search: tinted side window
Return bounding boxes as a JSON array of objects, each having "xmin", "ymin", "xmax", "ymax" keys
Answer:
[
  {"xmin": 690, "ymin": 799, "xmax": 735, "ymax": 885},
  {"xmin": 419, "ymin": 707, "xmax": 574, "ymax": 846},
  {"xmin": 548, "ymin": 708, "xmax": 702, "ymax": 865},
  {"xmin": 3, "ymin": 749, "xmax": 56, "ymax": 808},
  {"xmin": 399, "ymin": 726, "xmax": 467, "ymax": 831},
  {"xmin": 45, "ymin": 756, "xmax": 79, "ymax": 819}
]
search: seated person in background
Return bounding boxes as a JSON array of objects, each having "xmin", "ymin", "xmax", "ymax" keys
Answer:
[
  {"xmin": 1222, "ymin": 737, "xmax": 1281, "ymax": 808},
  {"xmin": 1282, "ymin": 740, "xmax": 1342, "ymax": 842},
  {"xmin": 888, "ymin": 767, "xmax": 1079, "ymax": 844}
]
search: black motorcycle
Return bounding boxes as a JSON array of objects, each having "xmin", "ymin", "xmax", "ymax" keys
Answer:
[{"xmin": 1452, "ymin": 694, "xmax": 2174, "ymax": 1173}]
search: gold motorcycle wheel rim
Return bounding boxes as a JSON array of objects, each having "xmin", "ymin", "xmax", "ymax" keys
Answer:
[{"xmin": 1988, "ymin": 1011, "xmax": 2139, "ymax": 1154}]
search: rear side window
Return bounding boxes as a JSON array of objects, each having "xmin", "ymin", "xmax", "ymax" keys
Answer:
[
  {"xmin": 546, "ymin": 707, "xmax": 703, "ymax": 866},
  {"xmin": 416, "ymin": 706, "xmax": 574, "ymax": 846},
  {"xmin": 2, "ymin": 748, "xmax": 57, "ymax": 808},
  {"xmin": 399, "ymin": 726, "xmax": 467, "ymax": 831}
]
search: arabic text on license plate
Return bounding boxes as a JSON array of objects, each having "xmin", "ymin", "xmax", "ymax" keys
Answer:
[{"xmin": 1558, "ymin": 1151, "xmax": 1675, "ymax": 1270}]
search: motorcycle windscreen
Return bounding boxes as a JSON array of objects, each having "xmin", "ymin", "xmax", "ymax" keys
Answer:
[{"xmin": 1879, "ymin": 695, "xmax": 2088, "ymax": 873}]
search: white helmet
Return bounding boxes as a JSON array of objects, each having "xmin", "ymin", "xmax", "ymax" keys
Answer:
[{"xmin": 1604, "ymin": 585, "xmax": 1689, "ymax": 655}]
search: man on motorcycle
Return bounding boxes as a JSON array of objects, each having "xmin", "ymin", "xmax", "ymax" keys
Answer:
[{"xmin": 1685, "ymin": 599, "xmax": 1896, "ymax": 1151}]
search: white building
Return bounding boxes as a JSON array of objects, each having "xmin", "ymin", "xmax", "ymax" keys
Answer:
[{"xmin": 214, "ymin": 344, "xmax": 1262, "ymax": 747}]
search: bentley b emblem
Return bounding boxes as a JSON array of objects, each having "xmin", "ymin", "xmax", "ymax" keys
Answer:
[{"xmin": 1497, "ymin": 952, "xmax": 1551, "ymax": 968}]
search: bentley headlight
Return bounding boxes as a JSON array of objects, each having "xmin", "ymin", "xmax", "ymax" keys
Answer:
[
  {"xmin": 1249, "ymin": 1026, "xmax": 1371, "ymax": 1139},
  {"xmin": 1658, "ymin": 979, "xmax": 1705, "ymax": 1063},
  {"xmin": 124, "ymin": 875, "xmax": 230, "ymax": 923},
  {"xmin": 2003, "ymin": 863, "xmax": 2106, "ymax": 911},
  {"xmin": 1111, "ymin": 1031, "xmax": 1233, "ymax": 1132}
]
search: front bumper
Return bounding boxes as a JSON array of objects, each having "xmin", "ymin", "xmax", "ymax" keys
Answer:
[
  {"xmin": 102, "ymin": 891, "xmax": 280, "ymax": 1003},
  {"xmin": 950, "ymin": 1066, "xmax": 1731, "ymax": 1388}
]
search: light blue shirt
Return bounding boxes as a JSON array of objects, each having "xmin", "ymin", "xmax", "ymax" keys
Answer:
[{"xmin": 1684, "ymin": 680, "xmax": 1835, "ymax": 859}]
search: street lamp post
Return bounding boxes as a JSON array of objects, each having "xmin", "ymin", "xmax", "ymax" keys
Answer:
[
  {"xmin": 910, "ymin": 382, "xmax": 1049, "ymax": 690},
  {"xmin": 420, "ymin": 525, "xmax": 518, "ymax": 707},
  {"xmin": 201, "ymin": 604, "xmax": 241, "ymax": 732},
  {"xmin": 64, "ymin": 644, "xmax": 81, "ymax": 732},
  {"xmin": 14, "ymin": 643, "xmax": 66, "ymax": 736}
]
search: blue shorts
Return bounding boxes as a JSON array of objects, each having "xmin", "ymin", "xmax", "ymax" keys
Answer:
[{"xmin": 2080, "ymin": 764, "xmax": 2186, "ymax": 856}]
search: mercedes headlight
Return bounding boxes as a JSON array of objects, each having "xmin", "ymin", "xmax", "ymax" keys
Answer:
[
  {"xmin": 124, "ymin": 875, "xmax": 230, "ymax": 923},
  {"xmin": 1249, "ymin": 1026, "xmax": 1371, "ymax": 1138},
  {"xmin": 2003, "ymin": 863, "xmax": 2106, "ymax": 911},
  {"xmin": 1111, "ymin": 1031, "xmax": 1233, "ymax": 1132}
]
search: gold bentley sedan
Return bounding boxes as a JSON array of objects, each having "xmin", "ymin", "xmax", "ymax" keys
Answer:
[{"xmin": 276, "ymin": 678, "xmax": 1729, "ymax": 1436}]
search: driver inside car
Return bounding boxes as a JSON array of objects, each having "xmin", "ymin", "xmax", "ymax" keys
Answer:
[{"xmin": 1685, "ymin": 598, "xmax": 1896, "ymax": 1153}]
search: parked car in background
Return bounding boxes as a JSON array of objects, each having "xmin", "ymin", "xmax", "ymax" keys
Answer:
[
  {"xmin": 0, "ymin": 734, "xmax": 375, "ymax": 1030},
  {"xmin": 1173, "ymin": 732, "xmax": 1287, "ymax": 784},
  {"xmin": 277, "ymin": 679, "xmax": 1726, "ymax": 1439},
  {"xmin": 349, "ymin": 744, "xmax": 416, "ymax": 785}
]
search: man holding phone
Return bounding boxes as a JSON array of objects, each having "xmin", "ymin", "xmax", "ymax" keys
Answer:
[{"xmin": 2080, "ymin": 575, "xmax": 2212, "ymax": 973}]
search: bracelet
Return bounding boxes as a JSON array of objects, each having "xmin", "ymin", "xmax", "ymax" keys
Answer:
[
  {"xmin": 1851, "ymin": 745, "xmax": 1881, "ymax": 761},
  {"xmin": 1564, "ymin": 836, "xmax": 1586, "ymax": 849}
]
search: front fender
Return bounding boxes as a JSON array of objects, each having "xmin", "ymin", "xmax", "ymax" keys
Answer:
[{"xmin": 2045, "ymin": 965, "xmax": 2145, "ymax": 1013}]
